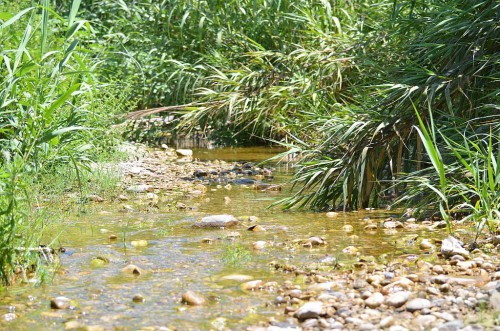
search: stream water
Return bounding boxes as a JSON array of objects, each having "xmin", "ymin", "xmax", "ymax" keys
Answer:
[{"xmin": 0, "ymin": 147, "xmax": 440, "ymax": 331}]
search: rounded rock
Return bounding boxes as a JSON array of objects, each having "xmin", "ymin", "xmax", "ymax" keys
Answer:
[
  {"xmin": 406, "ymin": 298, "xmax": 432, "ymax": 312},
  {"xmin": 181, "ymin": 291, "xmax": 206, "ymax": 306}
]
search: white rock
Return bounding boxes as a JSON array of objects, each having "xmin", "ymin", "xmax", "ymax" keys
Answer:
[{"xmin": 294, "ymin": 301, "xmax": 323, "ymax": 320}]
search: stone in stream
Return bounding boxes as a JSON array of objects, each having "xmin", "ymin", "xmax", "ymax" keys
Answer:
[
  {"xmin": 181, "ymin": 291, "xmax": 206, "ymax": 306},
  {"xmin": 406, "ymin": 298, "xmax": 432, "ymax": 312},
  {"xmin": 441, "ymin": 236, "xmax": 470, "ymax": 258},
  {"xmin": 386, "ymin": 291, "xmax": 410, "ymax": 308},
  {"xmin": 293, "ymin": 301, "xmax": 323, "ymax": 320},
  {"xmin": 220, "ymin": 274, "xmax": 253, "ymax": 282},
  {"xmin": 342, "ymin": 224, "xmax": 354, "ymax": 232},
  {"xmin": 240, "ymin": 280, "xmax": 264, "ymax": 291},
  {"xmin": 192, "ymin": 215, "xmax": 239, "ymax": 228},
  {"xmin": 122, "ymin": 264, "xmax": 143, "ymax": 275},
  {"xmin": 176, "ymin": 149, "xmax": 193, "ymax": 157},
  {"xmin": 50, "ymin": 296, "xmax": 71, "ymax": 310}
]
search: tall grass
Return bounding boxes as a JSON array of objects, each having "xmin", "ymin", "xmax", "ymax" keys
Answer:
[{"xmin": 0, "ymin": 0, "xmax": 126, "ymax": 285}]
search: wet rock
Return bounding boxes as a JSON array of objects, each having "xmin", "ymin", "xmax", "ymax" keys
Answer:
[
  {"xmin": 384, "ymin": 220, "xmax": 404, "ymax": 229},
  {"xmin": 241, "ymin": 280, "xmax": 264, "ymax": 291},
  {"xmin": 294, "ymin": 301, "xmax": 323, "ymax": 320},
  {"xmin": 326, "ymin": 212, "xmax": 339, "ymax": 218},
  {"xmin": 342, "ymin": 225, "xmax": 354, "ymax": 232},
  {"xmin": 220, "ymin": 274, "xmax": 253, "ymax": 282},
  {"xmin": 248, "ymin": 225, "xmax": 266, "ymax": 232},
  {"xmin": 441, "ymin": 236, "xmax": 470, "ymax": 258},
  {"xmin": 386, "ymin": 291, "xmax": 410, "ymax": 308},
  {"xmin": 364, "ymin": 223, "xmax": 378, "ymax": 231},
  {"xmin": 132, "ymin": 294, "xmax": 145, "ymax": 303},
  {"xmin": 181, "ymin": 291, "xmax": 206, "ymax": 305},
  {"xmin": 365, "ymin": 292, "xmax": 384, "ymax": 308},
  {"xmin": 108, "ymin": 234, "xmax": 117, "ymax": 240},
  {"xmin": 420, "ymin": 239, "xmax": 434, "ymax": 250},
  {"xmin": 50, "ymin": 296, "xmax": 71, "ymax": 309},
  {"xmin": 192, "ymin": 215, "xmax": 239, "ymax": 228},
  {"xmin": 122, "ymin": 264, "xmax": 143, "ymax": 275},
  {"xmin": 90, "ymin": 256, "xmax": 109, "ymax": 268},
  {"xmin": 131, "ymin": 240, "xmax": 148, "ymax": 247},
  {"xmin": 176, "ymin": 149, "xmax": 193, "ymax": 157},
  {"xmin": 342, "ymin": 246, "xmax": 359, "ymax": 255},
  {"xmin": 406, "ymin": 298, "xmax": 431, "ymax": 312},
  {"xmin": 304, "ymin": 237, "xmax": 326, "ymax": 246}
]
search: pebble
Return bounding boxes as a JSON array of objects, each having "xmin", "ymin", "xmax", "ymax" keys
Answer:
[
  {"xmin": 326, "ymin": 212, "xmax": 339, "ymax": 218},
  {"xmin": 342, "ymin": 225, "xmax": 354, "ymax": 232},
  {"xmin": 406, "ymin": 298, "xmax": 432, "ymax": 312},
  {"xmin": 386, "ymin": 291, "xmax": 410, "ymax": 308},
  {"xmin": 181, "ymin": 291, "xmax": 206, "ymax": 305},
  {"xmin": 176, "ymin": 149, "xmax": 193, "ymax": 157},
  {"xmin": 50, "ymin": 296, "xmax": 71, "ymax": 310},
  {"xmin": 437, "ymin": 320, "xmax": 464, "ymax": 331},
  {"xmin": 192, "ymin": 214, "xmax": 239, "ymax": 228},
  {"xmin": 294, "ymin": 301, "xmax": 323, "ymax": 320},
  {"xmin": 122, "ymin": 264, "xmax": 143, "ymax": 275},
  {"xmin": 365, "ymin": 292, "xmax": 384, "ymax": 308},
  {"xmin": 241, "ymin": 280, "xmax": 264, "ymax": 291}
]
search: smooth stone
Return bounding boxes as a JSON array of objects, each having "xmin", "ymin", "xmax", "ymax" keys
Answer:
[
  {"xmin": 220, "ymin": 274, "xmax": 254, "ymax": 282},
  {"xmin": 441, "ymin": 236, "xmax": 470, "ymax": 258},
  {"xmin": 240, "ymin": 280, "xmax": 264, "ymax": 291},
  {"xmin": 50, "ymin": 296, "xmax": 71, "ymax": 310},
  {"xmin": 122, "ymin": 264, "xmax": 143, "ymax": 275},
  {"xmin": 420, "ymin": 239, "xmax": 434, "ymax": 249},
  {"xmin": 192, "ymin": 215, "xmax": 239, "ymax": 228},
  {"xmin": 386, "ymin": 291, "xmax": 410, "ymax": 308},
  {"xmin": 326, "ymin": 212, "xmax": 339, "ymax": 218},
  {"xmin": 253, "ymin": 241, "xmax": 267, "ymax": 250},
  {"xmin": 131, "ymin": 240, "xmax": 148, "ymax": 247},
  {"xmin": 437, "ymin": 320, "xmax": 465, "ymax": 331},
  {"xmin": 365, "ymin": 292, "xmax": 384, "ymax": 308},
  {"xmin": 308, "ymin": 282, "xmax": 337, "ymax": 292},
  {"xmin": 181, "ymin": 291, "xmax": 206, "ymax": 306},
  {"xmin": 249, "ymin": 225, "xmax": 266, "ymax": 232},
  {"xmin": 176, "ymin": 149, "xmax": 193, "ymax": 157},
  {"xmin": 342, "ymin": 224, "xmax": 354, "ymax": 232},
  {"xmin": 380, "ymin": 316, "xmax": 394, "ymax": 328},
  {"xmin": 406, "ymin": 298, "xmax": 432, "ymax": 312},
  {"xmin": 294, "ymin": 301, "xmax": 323, "ymax": 320},
  {"xmin": 413, "ymin": 315, "xmax": 436, "ymax": 328}
]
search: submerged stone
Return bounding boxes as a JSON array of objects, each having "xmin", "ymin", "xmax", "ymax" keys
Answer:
[
  {"xmin": 181, "ymin": 291, "xmax": 206, "ymax": 306},
  {"xmin": 192, "ymin": 215, "xmax": 239, "ymax": 228},
  {"xmin": 50, "ymin": 296, "xmax": 71, "ymax": 310}
]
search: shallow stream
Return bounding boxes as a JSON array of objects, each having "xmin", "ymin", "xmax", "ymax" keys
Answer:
[{"xmin": 1, "ymin": 147, "xmax": 441, "ymax": 330}]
